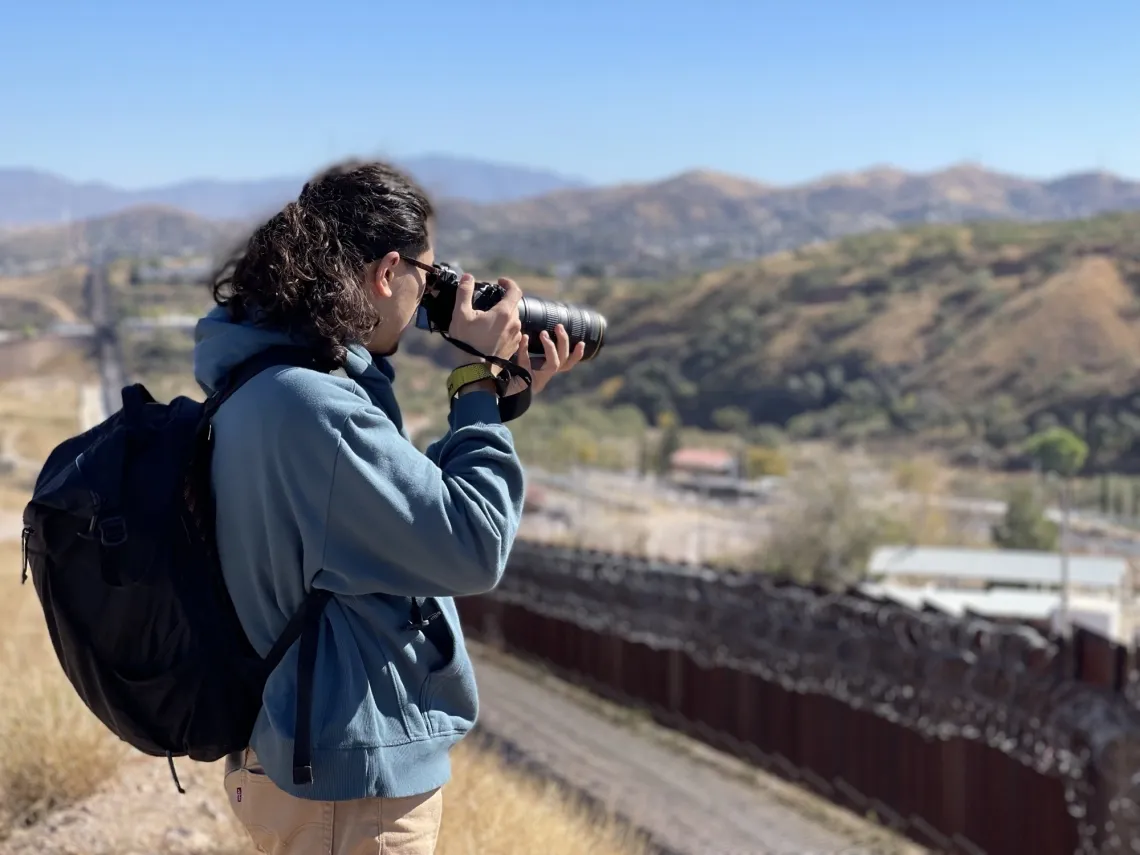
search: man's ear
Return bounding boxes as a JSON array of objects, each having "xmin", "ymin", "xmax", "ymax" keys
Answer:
[{"xmin": 369, "ymin": 251, "xmax": 401, "ymax": 298}]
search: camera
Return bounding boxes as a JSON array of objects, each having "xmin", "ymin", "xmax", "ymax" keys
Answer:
[{"xmin": 414, "ymin": 262, "xmax": 606, "ymax": 362}]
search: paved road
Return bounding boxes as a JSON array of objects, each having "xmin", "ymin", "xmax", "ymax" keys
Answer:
[{"xmin": 472, "ymin": 650, "xmax": 912, "ymax": 855}]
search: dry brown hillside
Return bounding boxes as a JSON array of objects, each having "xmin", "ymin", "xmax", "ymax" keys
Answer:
[{"xmin": 551, "ymin": 212, "xmax": 1140, "ymax": 472}]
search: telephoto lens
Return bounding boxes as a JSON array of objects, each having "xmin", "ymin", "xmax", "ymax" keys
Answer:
[{"xmin": 517, "ymin": 295, "xmax": 606, "ymax": 361}]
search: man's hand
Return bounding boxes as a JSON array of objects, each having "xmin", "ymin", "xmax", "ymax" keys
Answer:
[
  {"xmin": 446, "ymin": 275, "xmax": 523, "ymax": 371},
  {"xmin": 504, "ymin": 323, "xmax": 586, "ymax": 397}
]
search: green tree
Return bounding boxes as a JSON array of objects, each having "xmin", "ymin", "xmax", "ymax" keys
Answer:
[
  {"xmin": 637, "ymin": 437, "xmax": 653, "ymax": 476},
  {"xmin": 1024, "ymin": 427, "xmax": 1088, "ymax": 477},
  {"xmin": 747, "ymin": 424, "xmax": 786, "ymax": 448},
  {"xmin": 656, "ymin": 418, "xmax": 682, "ymax": 476},
  {"xmin": 712, "ymin": 406, "xmax": 750, "ymax": 434},
  {"xmin": 741, "ymin": 445, "xmax": 789, "ymax": 478},
  {"xmin": 991, "ymin": 484, "xmax": 1059, "ymax": 551}
]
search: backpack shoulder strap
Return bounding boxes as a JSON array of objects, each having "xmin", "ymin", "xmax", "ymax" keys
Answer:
[
  {"xmin": 198, "ymin": 344, "xmax": 336, "ymax": 785},
  {"xmin": 263, "ymin": 588, "xmax": 333, "ymax": 785},
  {"xmin": 204, "ymin": 345, "xmax": 334, "ymax": 419}
]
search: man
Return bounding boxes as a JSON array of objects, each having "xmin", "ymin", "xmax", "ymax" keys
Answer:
[{"xmin": 192, "ymin": 160, "xmax": 583, "ymax": 855}]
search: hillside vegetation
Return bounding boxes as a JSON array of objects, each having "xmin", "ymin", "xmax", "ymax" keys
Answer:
[
  {"xmin": 555, "ymin": 212, "xmax": 1140, "ymax": 472},
  {"xmin": 21, "ymin": 207, "xmax": 1140, "ymax": 475}
]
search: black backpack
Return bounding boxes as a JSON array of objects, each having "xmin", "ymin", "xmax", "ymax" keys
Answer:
[{"xmin": 20, "ymin": 345, "xmax": 334, "ymax": 792}]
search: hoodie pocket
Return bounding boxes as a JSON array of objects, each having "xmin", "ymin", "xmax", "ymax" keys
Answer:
[{"xmin": 417, "ymin": 603, "xmax": 477, "ymax": 736}]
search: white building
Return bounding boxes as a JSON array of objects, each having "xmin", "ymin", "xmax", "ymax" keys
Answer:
[{"xmin": 865, "ymin": 545, "xmax": 1137, "ymax": 643}]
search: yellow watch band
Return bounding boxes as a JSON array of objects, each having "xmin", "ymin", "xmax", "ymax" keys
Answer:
[{"xmin": 447, "ymin": 362, "xmax": 496, "ymax": 399}]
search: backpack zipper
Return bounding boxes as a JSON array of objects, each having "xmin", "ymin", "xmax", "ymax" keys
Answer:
[{"xmin": 20, "ymin": 526, "xmax": 32, "ymax": 584}]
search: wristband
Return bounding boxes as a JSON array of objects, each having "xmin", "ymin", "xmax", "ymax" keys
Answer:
[
  {"xmin": 443, "ymin": 349, "xmax": 533, "ymax": 423},
  {"xmin": 447, "ymin": 363, "xmax": 498, "ymax": 399}
]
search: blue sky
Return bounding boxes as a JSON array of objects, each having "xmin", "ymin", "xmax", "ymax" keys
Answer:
[{"xmin": 2, "ymin": 0, "xmax": 1138, "ymax": 188}]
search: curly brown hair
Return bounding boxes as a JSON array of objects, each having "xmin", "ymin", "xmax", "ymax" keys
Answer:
[{"xmin": 211, "ymin": 159, "xmax": 435, "ymax": 365}]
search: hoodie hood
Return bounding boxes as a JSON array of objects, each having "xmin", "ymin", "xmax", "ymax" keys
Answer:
[{"xmin": 193, "ymin": 305, "xmax": 394, "ymax": 397}]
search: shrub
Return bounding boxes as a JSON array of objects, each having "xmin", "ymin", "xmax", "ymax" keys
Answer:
[
  {"xmin": 743, "ymin": 457, "xmax": 907, "ymax": 589},
  {"xmin": 742, "ymin": 445, "xmax": 789, "ymax": 478},
  {"xmin": 991, "ymin": 483, "xmax": 1058, "ymax": 551}
]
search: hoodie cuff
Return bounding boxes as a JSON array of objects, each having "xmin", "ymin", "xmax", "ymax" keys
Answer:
[{"xmin": 449, "ymin": 390, "xmax": 504, "ymax": 429}]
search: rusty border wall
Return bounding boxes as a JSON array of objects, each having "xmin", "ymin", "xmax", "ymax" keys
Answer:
[{"xmin": 457, "ymin": 542, "xmax": 1140, "ymax": 855}]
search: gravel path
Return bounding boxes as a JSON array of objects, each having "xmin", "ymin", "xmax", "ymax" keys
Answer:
[{"xmin": 471, "ymin": 648, "xmax": 921, "ymax": 855}]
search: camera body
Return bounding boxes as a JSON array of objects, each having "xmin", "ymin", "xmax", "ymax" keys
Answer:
[
  {"xmin": 415, "ymin": 262, "xmax": 606, "ymax": 362},
  {"xmin": 414, "ymin": 263, "xmax": 505, "ymax": 333}
]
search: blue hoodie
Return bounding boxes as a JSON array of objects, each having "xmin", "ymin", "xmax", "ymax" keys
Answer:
[{"xmin": 192, "ymin": 305, "xmax": 525, "ymax": 801}]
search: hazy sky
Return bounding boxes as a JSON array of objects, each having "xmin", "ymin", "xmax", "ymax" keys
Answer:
[{"xmin": 3, "ymin": 0, "xmax": 1138, "ymax": 188}]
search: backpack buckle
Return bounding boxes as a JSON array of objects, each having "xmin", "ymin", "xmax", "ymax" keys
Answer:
[
  {"xmin": 405, "ymin": 598, "xmax": 442, "ymax": 630},
  {"xmin": 405, "ymin": 597, "xmax": 440, "ymax": 633},
  {"xmin": 405, "ymin": 612, "xmax": 441, "ymax": 631},
  {"xmin": 98, "ymin": 516, "xmax": 128, "ymax": 547}
]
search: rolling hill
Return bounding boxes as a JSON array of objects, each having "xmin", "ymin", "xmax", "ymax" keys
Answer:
[
  {"xmin": 551, "ymin": 212, "xmax": 1140, "ymax": 472},
  {"xmin": 434, "ymin": 164, "xmax": 1140, "ymax": 276}
]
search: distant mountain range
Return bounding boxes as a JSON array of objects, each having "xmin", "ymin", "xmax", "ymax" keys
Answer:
[
  {"xmin": 0, "ymin": 154, "xmax": 589, "ymax": 225},
  {"xmin": 4, "ymin": 161, "xmax": 1140, "ymax": 276},
  {"xmin": 436, "ymin": 164, "xmax": 1140, "ymax": 275}
]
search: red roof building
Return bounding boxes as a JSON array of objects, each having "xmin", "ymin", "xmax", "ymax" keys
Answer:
[{"xmin": 668, "ymin": 447, "xmax": 739, "ymax": 476}]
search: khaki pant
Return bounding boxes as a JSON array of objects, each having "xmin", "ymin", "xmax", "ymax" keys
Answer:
[{"xmin": 223, "ymin": 748, "xmax": 443, "ymax": 855}]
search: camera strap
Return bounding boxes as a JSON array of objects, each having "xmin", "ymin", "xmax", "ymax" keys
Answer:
[{"xmin": 441, "ymin": 334, "xmax": 533, "ymax": 422}]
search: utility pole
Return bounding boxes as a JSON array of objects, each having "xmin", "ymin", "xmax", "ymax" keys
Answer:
[
  {"xmin": 1026, "ymin": 427, "xmax": 1087, "ymax": 638},
  {"xmin": 1059, "ymin": 476, "xmax": 1071, "ymax": 635}
]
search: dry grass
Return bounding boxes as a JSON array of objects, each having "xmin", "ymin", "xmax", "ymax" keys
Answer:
[
  {"xmin": 0, "ymin": 267, "xmax": 87, "ymax": 324},
  {"xmin": 0, "ymin": 374, "xmax": 141, "ymax": 837},
  {"xmin": 0, "ymin": 376, "xmax": 80, "ymax": 469},
  {"xmin": 845, "ymin": 289, "xmax": 940, "ymax": 365},
  {"xmin": 135, "ymin": 371, "xmax": 205, "ymax": 404},
  {"xmin": 0, "ymin": 544, "xmax": 128, "ymax": 836},
  {"xmin": 925, "ymin": 254, "xmax": 1140, "ymax": 399},
  {"xmin": 0, "ymin": 376, "xmax": 83, "ymax": 518},
  {"xmin": 0, "ymin": 482, "xmax": 32, "ymax": 515},
  {"xmin": 209, "ymin": 738, "xmax": 647, "ymax": 855},
  {"xmin": 0, "ymin": 376, "xmax": 80, "ymax": 423},
  {"xmin": 436, "ymin": 740, "xmax": 646, "ymax": 855},
  {"xmin": 2, "ymin": 381, "xmax": 80, "ymax": 467}
]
